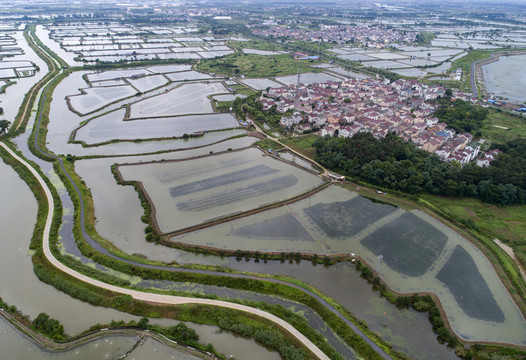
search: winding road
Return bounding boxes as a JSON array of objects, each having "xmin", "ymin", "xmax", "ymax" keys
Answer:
[
  {"xmin": 0, "ymin": 27, "xmax": 397, "ymax": 360},
  {"xmin": 1, "ymin": 141, "xmax": 332, "ymax": 360}
]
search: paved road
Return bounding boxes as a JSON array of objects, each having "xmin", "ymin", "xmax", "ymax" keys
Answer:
[
  {"xmin": 8, "ymin": 31, "xmax": 394, "ymax": 360},
  {"xmin": 0, "ymin": 141, "xmax": 331, "ymax": 360},
  {"xmin": 23, "ymin": 86, "xmax": 393, "ymax": 360}
]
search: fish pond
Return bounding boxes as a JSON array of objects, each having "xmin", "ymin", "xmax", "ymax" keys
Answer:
[
  {"xmin": 117, "ymin": 147, "xmax": 324, "ymax": 233},
  {"xmin": 171, "ymin": 185, "xmax": 526, "ymax": 345}
]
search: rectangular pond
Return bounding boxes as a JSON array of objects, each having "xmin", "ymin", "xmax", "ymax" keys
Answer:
[
  {"xmin": 128, "ymin": 82, "xmax": 226, "ymax": 118},
  {"xmin": 169, "ymin": 184, "xmax": 526, "ymax": 346},
  {"xmin": 75, "ymin": 109, "xmax": 240, "ymax": 144},
  {"xmin": 118, "ymin": 147, "xmax": 324, "ymax": 233}
]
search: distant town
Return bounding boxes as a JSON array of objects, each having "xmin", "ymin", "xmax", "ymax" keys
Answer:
[{"xmin": 261, "ymin": 77, "xmax": 500, "ymax": 167}]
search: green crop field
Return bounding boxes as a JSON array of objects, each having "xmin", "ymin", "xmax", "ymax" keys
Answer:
[{"xmin": 197, "ymin": 53, "xmax": 322, "ymax": 78}]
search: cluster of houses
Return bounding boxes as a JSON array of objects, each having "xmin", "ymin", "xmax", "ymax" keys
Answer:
[
  {"xmin": 260, "ymin": 77, "xmax": 498, "ymax": 167},
  {"xmin": 252, "ymin": 25, "xmax": 417, "ymax": 47}
]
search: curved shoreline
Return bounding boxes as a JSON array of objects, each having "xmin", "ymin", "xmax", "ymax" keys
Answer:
[
  {"xmin": 0, "ymin": 140, "xmax": 332, "ymax": 360},
  {"xmin": 0, "ymin": 310, "xmax": 215, "ymax": 359}
]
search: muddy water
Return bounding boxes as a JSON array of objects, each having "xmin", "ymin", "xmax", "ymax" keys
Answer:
[
  {"xmin": 0, "ymin": 159, "xmax": 141, "ymax": 334},
  {"xmin": 482, "ymin": 54, "xmax": 526, "ymax": 104},
  {"xmin": 0, "ymin": 157, "xmax": 281, "ymax": 359},
  {"xmin": 75, "ymin": 136, "xmax": 257, "ymax": 263},
  {"xmin": 222, "ymin": 259, "xmax": 458, "ymax": 360},
  {"xmin": 118, "ymin": 147, "xmax": 324, "ymax": 233}
]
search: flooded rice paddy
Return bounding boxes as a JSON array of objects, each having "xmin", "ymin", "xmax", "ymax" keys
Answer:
[
  {"xmin": 75, "ymin": 110, "xmax": 240, "ymax": 145},
  {"xmin": 172, "ymin": 185, "xmax": 526, "ymax": 345},
  {"xmin": 127, "ymin": 74, "xmax": 168, "ymax": 93},
  {"xmin": 68, "ymin": 85, "xmax": 137, "ymax": 115},
  {"xmin": 117, "ymin": 147, "xmax": 324, "ymax": 233},
  {"xmin": 46, "ymin": 70, "xmax": 244, "ymax": 156},
  {"xmin": 276, "ymin": 72, "xmax": 343, "ymax": 86},
  {"xmin": 128, "ymin": 82, "xmax": 226, "ymax": 118}
]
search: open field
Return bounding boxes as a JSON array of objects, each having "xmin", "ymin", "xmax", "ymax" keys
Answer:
[
  {"xmin": 196, "ymin": 53, "xmax": 322, "ymax": 78},
  {"xmin": 281, "ymin": 135, "xmax": 319, "ymax": 159},
  {"xmin": 480, "ymin": 109, "xmax": 526, "ymax": 143}
]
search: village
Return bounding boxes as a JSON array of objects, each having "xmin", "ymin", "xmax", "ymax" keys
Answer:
[
  {"xmin": 252, "ymin": 24, "xmax": 417, "ymax": 48},
  {"xmin": 260, "ymin": 77, "xmax": 501, "ymax": 167}
]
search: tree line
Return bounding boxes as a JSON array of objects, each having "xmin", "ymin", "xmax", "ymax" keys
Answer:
[{"xmin": 313, "ymin": 132, "xmax": 526, "ymax": 205}]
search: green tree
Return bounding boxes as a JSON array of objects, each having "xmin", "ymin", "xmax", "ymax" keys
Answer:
[{"xmin": 0, "ymin": 119, "xmax": 11, "ymax": 134}]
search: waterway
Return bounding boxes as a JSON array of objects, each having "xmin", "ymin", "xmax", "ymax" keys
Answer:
[{"xmin": 0, "ymin": 154, "xmax": 282, "ymax": 359}]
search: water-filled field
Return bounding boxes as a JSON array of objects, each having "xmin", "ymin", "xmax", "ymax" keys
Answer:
[
  {"xmin": 67, "ymin": 85, "xmax": 136, "ymax": 115},
  {"xmin": 239, "ymin": 78, "xmax": 282, "ymax": 90},
  {"xmin": 127, "ymin": 74, "xmax": 168, "ymax": 93},
  {"xmin": 170, "ymin": 185, "xmax": 526, "ymax": 345},
  {"xmin": 165, "ymin": 70, "xmax": 215, "ymax": 82},
  {"xmin": 278, "ymin": 150, "xmax": 320, "ymax": 172},
  {"xmin": 87, "ymin": 69, "xmax": 150, "ymax": 82},
  {"xmin": 117, "ymin": 147, "xmax": 324, "ymax": 233},
  {"xmin": 128, "ymin": 82, "xmax": 225, "ymax": 118},
  {"xmin": 75, "ymin": 110, "xmax": 240, "ymax": 144},
  {"xmin": 242, "ymin": 48, "xmax": 288, "ymax": 55},
  {"xmin": 75, "ymin": 137, "xmax": 258, "ymax": 262}
]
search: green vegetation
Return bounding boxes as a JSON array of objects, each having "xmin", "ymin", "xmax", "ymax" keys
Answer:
[
  {"xmin": 33, "ymin": 312, "xmax": 65, "ymax": 340},
  {"xmin": 434, "ymin": 98, "xmax": 489, "ymax": 134},
  {"xmin": 229, "ymin": 39, "xmax": 286, "ymax": 52},
  {"xmin": 0, "ymin": 80, "xmax": 16, "ymax": 94},
  {"xmin": 196, "ymin": 52, "xmax": 321, "ymax": 78},
  {"xmin": 423, "ymin": 193, "xmax": 526, "ymax": 275},
  {"xmin": 480, "ymin": 109, "xmax": 526, "ymax": 143},
  {"xmin": 450, "ymin": 50, "xmax": 492, "ymax": 92},
  {"xmin": 415, "ymin": 32, "xmax": 437, "ymax": 46},
  {"xmin": 0, "ymin": 119, "xmax": 11, "ymax": 134},
  {"xmin": 313, "ymin": 132, "xmax": 526, "ymax": 205},
  {"xmin": 281, "ymin": 135, "xmax": 318, "ymax": 159}
]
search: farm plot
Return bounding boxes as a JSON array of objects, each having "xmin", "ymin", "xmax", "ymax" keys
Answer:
[
  {"xmin": 239, "ymin": 78, "xmax": 283, "ymax": 90},
  {"xmin": 127, "ymin": 74, "xmax": 168, "ymax": 93},
  {"xmin": 67, "ymin": 85, "xmax": 136, "ymax": 115},
  {"xmin": 128, "ymin": 82, "xmax": 226, "ymax": 118},
  {"xmin": 75, "ymin": 110, "xmax": 240, "ymax": 145},
  {"xmin": 276, "ymin": 72, "xmax": 342, "ymax": 86},
  {"xmin": 304, "ymin": 196, "xmax": 397, "ymax": 238},
  {"xmin": 146, "ymin": 64, "xmax": 192, "ymax": 74},
  {"xmin": 117, "ymin": 147, "xmax": 324, "ymax": 233},
  {"xmin": 436, "ymin": 245, "xmax": 504, "ymax": 322},
  {"xmin": 360, "ymin": 212, "xmax": 448, "ymax": 277},
  {"xmin": 165, "ymin": 71, "xmax": 215, "ymax": 82},
  {"xmin": 171, "ymin": 206, "xmax": 326, "ymax": 254},
  {"xmin": 87, "ymin": 69, "xmax": 152, "ymax": 82}
]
